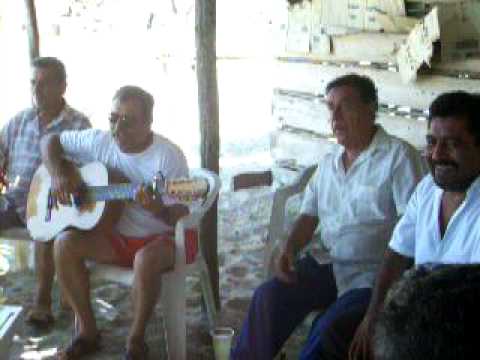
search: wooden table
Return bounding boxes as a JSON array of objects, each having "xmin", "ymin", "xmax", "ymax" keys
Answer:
[{"xmin": 0, "ymin": 305, "xmax": 22, "ymax": 359}]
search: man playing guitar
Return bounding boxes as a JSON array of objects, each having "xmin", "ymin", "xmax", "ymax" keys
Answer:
[{"xmin": 41, "ymin": 85, "xmax": 188, "ymax": 359}]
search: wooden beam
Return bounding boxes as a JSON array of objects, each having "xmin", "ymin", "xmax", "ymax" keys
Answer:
[
  {"xmin": 232, "ymin": 170, "xmax": 273, "ymax": 191},
  {"xmin": 273, "ymin": 90, "xmax": 428, "ymax": 149},
  {"xmin": 195, "ymin": 0, "xmax": 220, "ymax": 309},
  {"xmin": 433, "ymin": 58, "xmax": 480, "ymax": 75},
  {"xmin": 272, "ymin": 126, "xmax": 425, "ymax": 169},
  {"xmin": 284, "ymin": 32, "xmax": 408, "ymax": 64},
  {"xmin": 271, "ymin": 129, "xmax": 335, "ymax": 167},
  {"xmin": 24, "ymin": 0, "xmax": 39, "ymax": 61},
  {"xmin": 274, "ymin": 60, "xmax": 480, "ymax": 110}
]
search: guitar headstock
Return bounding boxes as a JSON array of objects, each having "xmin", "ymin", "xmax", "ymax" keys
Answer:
[{"xmin": 151, "ymin": 172, "xmax": 209, "ymax": 202}]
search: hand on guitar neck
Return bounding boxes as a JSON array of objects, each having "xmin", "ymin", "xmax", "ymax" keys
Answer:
[{"xmin": 135, "ymin": 185, "xmax": 166, "ymax": 217}]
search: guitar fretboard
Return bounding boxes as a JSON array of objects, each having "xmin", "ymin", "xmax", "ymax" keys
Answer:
[{"xmin": 88, "ymin": 184, "xmax": 144, "ymax": 202}]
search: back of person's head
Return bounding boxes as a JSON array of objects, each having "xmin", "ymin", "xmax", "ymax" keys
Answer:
[
  {"xmin": 32, "ymin": 56, "xmax": 67, "ymax": 83},
  {"xmin": 374, "ymin": 264, "xmax": 480, "ymax": 360},
  {"xmin": 325, "ymin": 74, "xmax": 378, "ymax": 111},
  {"xmin": 113, "ymin": 85, "xmax": 154, "ymax": 122},
  {"xmin": 428, "ymin": 91, "xmax": 480, "ymax": 144}
]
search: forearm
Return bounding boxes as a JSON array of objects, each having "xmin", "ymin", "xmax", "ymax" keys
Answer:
[
  {"xmin": 285, "ymin": 214, "xmax": 318, "ymax": 255},
  {"xmin": 40, "ymin": 134, "xmax": 69, "ymax": 174},
  {"xmin": 365, "ymin": 248, "xmax": 413, "ymax": 320}
]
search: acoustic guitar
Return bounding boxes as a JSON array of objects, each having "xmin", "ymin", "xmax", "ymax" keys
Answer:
[{"xmin": 26, "ymin": 162, "xmax": 208, "ymax": 242}]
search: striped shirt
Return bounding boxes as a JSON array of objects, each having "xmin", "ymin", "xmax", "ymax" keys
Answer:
[{"xmin": 0, "ymin": 103, "xmax": 91, "ymax": 221}]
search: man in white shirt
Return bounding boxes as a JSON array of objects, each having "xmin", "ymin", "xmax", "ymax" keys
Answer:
[
  {"xmin": 40, "ymin": 86, "xmax": 189, "ymax": 359},
  {"xmin": 231, "ymin": 74, "xmax": 425, "ymax": 360},
  {"xmin": 350, "ymin": 91, "xmax": 480, "ymax": 360}
]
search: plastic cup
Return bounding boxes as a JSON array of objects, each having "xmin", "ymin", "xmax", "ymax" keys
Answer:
[{"xmin": 211, "ymin": 327, "xmax": 235, "ymax": 360}]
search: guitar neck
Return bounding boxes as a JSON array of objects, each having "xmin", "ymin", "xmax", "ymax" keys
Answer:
[
  {"xmin": 85, "ymin": 178, "xmax": 207, "ymax": 203},
  {"xmin": 88, "ymin": 184, "xmax": 143, "ymax": 202}
]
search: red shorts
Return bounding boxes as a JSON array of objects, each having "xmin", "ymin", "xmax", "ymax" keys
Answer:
[{"xmin": 109, "ymin": 230, "xmax": 199, "ymax": 268}]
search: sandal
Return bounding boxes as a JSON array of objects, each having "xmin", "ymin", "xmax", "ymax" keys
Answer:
[
  {"xmin": 57, "ymin": 334, "xmax": 101, "ymax": 359},
  {"xmin": 26, "ymin": 308, "xmax": 54, "ymax": 328},
  {"xmin": 124, "ymin": 342, "xmax": 149, "ymax": 360}
]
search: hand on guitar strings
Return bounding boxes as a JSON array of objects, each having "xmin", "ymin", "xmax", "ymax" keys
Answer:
[
  {"xmin": 135, "ymin": 185, "xmax": 165, "ymax": 217},
  {"xmin": 50, "ymin": 160, "xmax": 85, "ymax": 209}
]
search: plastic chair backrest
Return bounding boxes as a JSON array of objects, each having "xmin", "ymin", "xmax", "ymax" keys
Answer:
[{"xmin": 264, "ymin": 164, "xmax": 317, "ymax": 278}]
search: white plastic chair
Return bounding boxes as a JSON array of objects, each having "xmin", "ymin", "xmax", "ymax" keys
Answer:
[
  {"xmin": 90, "ymin": 168, "xmax": 221, "ymax": 360},
  {"xmin": 263, "ymin": 165, "xmax": 317, "ymax": 278}
]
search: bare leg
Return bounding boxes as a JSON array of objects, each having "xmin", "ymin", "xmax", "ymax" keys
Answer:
[
  {"xmin": 27, "ymin": 241, "xmax": 55, "ymax": 324},
  {"xmin": 54, "ymin": 228, "xmax": 120, "ymax": 340},
  {"xmin": 54, "ymin": 201, "xmax": 124, "ymax": 337},
  {"xmin": 127, "ymin": 240, "xmax": 175, "ymax": 353},
  {"xmin": 55, "ymin": 231, "xmax": 90, "ymax": 338}
]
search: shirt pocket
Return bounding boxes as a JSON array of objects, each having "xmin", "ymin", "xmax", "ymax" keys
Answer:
[{"xmin": 352, "ymin": 184, "xmax": 389, "ymax": 222}]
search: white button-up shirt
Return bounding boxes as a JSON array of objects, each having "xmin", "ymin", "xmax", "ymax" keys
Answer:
[
  {"xmin": 301, "ymin": 126, "xmax": 425, "ymax": 295},
  {"xmin": 389, "ymin": 175, "xmax": 480, "ymax": 265}
]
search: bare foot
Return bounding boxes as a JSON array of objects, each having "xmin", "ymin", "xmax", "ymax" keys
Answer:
[
  {"xmin": 26, "ymin": 305, "xmax": 54, "ymax": 328},
  {"xmin": 125, "ymin": 339, "xmax": 149, "ymax": 360},
  {"xmin": 56, "ymin": 333, "xmax": 101, "ymax": 359}
]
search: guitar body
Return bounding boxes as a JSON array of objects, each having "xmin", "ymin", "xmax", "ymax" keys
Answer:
[
  {"xmin": 26, "ymin": 162, "xmax": 107, "ymax": 242},
  {"xmin": 26, "ymin": 161, "xmax": 208, "ymax": 242}
]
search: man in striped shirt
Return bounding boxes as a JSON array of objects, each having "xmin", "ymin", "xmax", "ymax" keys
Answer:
[{"xmin": 0, "ymin": 57, "xmax": 91, "ymax": 327}]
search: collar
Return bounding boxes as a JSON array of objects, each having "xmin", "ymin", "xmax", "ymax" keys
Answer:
[
  {"xmin": 38, "ymin": 100, "xmax": 70, "ymax": 130},
  {"xmin": 333, "ymin": 125, "xmax": 389, "ymax": 171},
  {"xmin": 432, "ymin": 174, "xmax": 480, "ymax": 203},
  {"xmin": 462, "ymin": 175, "xmax": 480, "ymax": 201}
]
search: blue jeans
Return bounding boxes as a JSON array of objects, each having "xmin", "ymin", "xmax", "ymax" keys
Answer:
[{"xmin": 231, "ymin": 255, "xmax": 371, "ymax": 360}]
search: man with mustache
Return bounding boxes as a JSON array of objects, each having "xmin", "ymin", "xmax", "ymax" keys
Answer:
[
  {"xmin": 231, "ymin": 74, "xmax": 425, "ymax": 359},
  {"xmin": 350, "ymin": 91, "xmax": 480, "ymax": 360},
  {"xmin": 0, "ymin": 56, "xmax": 90, "ymax": 327},
  {"xmin": 41, "ymin": 85, "xmax": 188, "ymax": 359}
]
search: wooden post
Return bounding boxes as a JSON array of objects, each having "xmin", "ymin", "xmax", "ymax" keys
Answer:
[
  {"xmin": 195, "ymin": 0, "xmax": 220, "ymax": 309},
  {"xmin": 24, "ymin": 0, "xmax": 40, "ymax": 61}
]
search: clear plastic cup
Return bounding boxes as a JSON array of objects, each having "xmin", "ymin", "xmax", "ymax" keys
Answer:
[{"xmin": 211, "ymin": 327, "xmax": 235, "ymax": 360}]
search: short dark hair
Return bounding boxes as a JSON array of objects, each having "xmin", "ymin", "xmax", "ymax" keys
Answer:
[
  {"xmin": 428, "ymin": 91, "xmax": 480, "ymax": 144},
  {"xmin": 325, "ymin": 74, "xmax": 378, "ymax": 110},
  {"xmin": 113, "ymin": 85, "xmax": 154, "ymax": 122},
  {"xmin": 374, "ymin": 265, "xmax": 480, "ymax": 360},
  {"xmin": 32, "ymin": 57, "xmax": 66, "ymax": 83}
]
